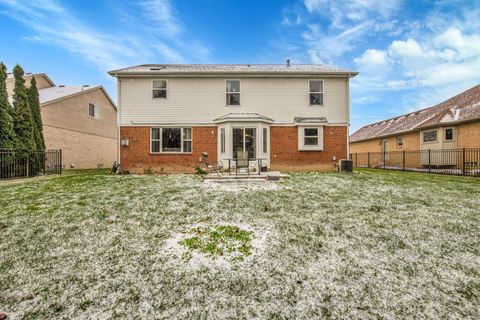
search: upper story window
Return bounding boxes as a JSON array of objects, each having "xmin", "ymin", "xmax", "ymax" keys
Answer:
[
  {"xmin": 226, "ymin": 80, "xmax": 240, "ymax": 105},
  {"xmin": 88, "ymin": 103, "xmax": 99, "ymax": 118},
  {"xmin": 152, "ymin": 80, "xmax": 167, "ymax": 99},
  {"xmin": 151, "ymin": 127, "xmax": 192, "ymax": 153},
  {"xmin": 423, "ymin": 130, "xmax": 437, "ymax": 143},
  {"xmin": 445, "ymin": 128, "xmax": 454, "ymax": 141},
  {"xmin": 309, "ymin": 80, "xmax": 323, "ymax": 105}
]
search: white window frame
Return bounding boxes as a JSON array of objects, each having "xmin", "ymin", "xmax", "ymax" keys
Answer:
[
  {"xmin": 262, "ymin": 127, "xmax": 268, "ymax": 154},
  {"xmin": 150, "ymin": 127, "xmax": 192, "ymax": 154},
  {"xmin": 298, "ymin": 126, "xmax": 324, "ymax": 151},
  {"xmin": 88, "ymin": 103, "xmax": 99, "ymax": 119},
  {"xmin": 308, "ymin": 80, "xmax": 324, "ymax": 106},
  {"xmin": 422, "ymin": 129, "xmax": 438, "ymax": 143},
  {"xmin": 444, "ymin": 127, "xmax": 455, "ymax": 141},
  {"xmin": 226, "ymin": 79, "xmax": 241, "ymax": 106},
  {"xmin": 220, "ymin": 128, "xmax": 226, "ymax": 154},
  {"xmin": 152, "ymin": 80, "xmax": 167, "ymax": 99}
]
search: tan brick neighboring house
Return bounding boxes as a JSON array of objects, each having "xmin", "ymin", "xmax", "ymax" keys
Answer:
[
  {"xmin": 109, "ymin": 63, "xmax": 358, "ymax": 173},
  {"xmin": 6, "ymin": 73, "xmax": 117, "ymax": 169},
  {"xmin": 350, "ymin": 85, "xmax": 480, "ymax": 155}
]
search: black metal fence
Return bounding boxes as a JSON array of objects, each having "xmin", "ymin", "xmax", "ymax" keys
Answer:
[
  {"xmin": 350, "ymin": 148, "xmax": 480, "ymax": 176},
  {"xmin": 0, "ymin": 149, "xmax": 62, "ymax": 180}
]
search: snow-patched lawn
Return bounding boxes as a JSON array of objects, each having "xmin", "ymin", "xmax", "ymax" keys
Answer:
[{"xmin": 0, "ymin": 169, "xmax": 479, "ymax": 319}]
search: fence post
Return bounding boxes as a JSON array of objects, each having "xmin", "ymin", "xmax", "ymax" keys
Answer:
[
  {"xmin": 383, "ymin": 148, "xmax": 386, "ymax": 169},
  {"xmin": 368, "ymin": 152, "xmax": 370, "ymax": 168},
  {"xmin": 403, "ymin": 150, "xmax": 406, "ymax": 171},
  {"xmin": 462, "ymin": 148, "xmax": 466, "ymax": 176},
  {"xmin": 26, "ymin": 153, "xmax": 29, "ymax": 178},
  {"xmin": 60, "ymin": 149, "xmax": 63, "ymax": 175},
  {"xmin": 428, "ymin": 149, "xmax": 431, "ymax": 173}
]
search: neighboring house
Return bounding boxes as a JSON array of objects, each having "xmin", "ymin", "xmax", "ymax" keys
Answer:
[
  {"xmin": 350, "ymin": 85, "xmax": 480, "ymax": 155},
  {"xmin": 6, "ymin": 73, "xmax": 118, "ymax": 169},
  {"xmin": 109, "ymin": 63, "xmax": 358, "ymax": 173}
]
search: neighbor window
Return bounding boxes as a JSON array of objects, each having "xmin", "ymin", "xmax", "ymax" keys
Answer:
[
  {"xmin": 445, "ymin": 128, "xmax": 454, "ymax": 141},
  {"xmin": 423, "ymin": 130, "xmax": 437, "ymax": 142},
  {"xmin": 220, "ymin": 128, "xmax": 225, "ymax": 153},
  {"xmin": 396, "ymin": 136, "xmax": 403, "ymax": 148},
  {"xmin": 309, "ymin": 80, "xmax": 324, "ymax": 105},
  {"xmin": 304, "ymin": 128, "xmax": 319, "ymax": 146},
  {"xmin": 88, "ymin": 103, "xmax": 99, "ymax": 118},
  {"xmin": 263, "ymin": 128, "xmax": 268, "ymax": 153},
  {"xmin": 152, "ymin": 80, "xmax": 167, "ymax": 99},
  {"xmin": 226, "ymin": 80, "xmax": 240, "ymax": 105},
  {"xmin": 151, "ymin": 127, "xmax": 192, "ymax": 153}
]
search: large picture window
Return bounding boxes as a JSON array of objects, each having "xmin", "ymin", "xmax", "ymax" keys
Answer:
[
  {"xmin": 226, "ymin": 80, "xmax": 240, "ymax": 105},
  {"xmin": 309, "ymin": 80, "xmax": 323, "ymax": 105},
  {"xmin": 423, "ymin": 130, "xmax": 437, "ymax": 143},
  {"xmin": 152, "ymin": 80, "xmax": 167, "ymax": 99},
  {"xmin": 151, "ymin": 127, "xmax": 192, "ymax": 153}
]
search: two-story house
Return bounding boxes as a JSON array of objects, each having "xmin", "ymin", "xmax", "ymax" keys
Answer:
[
  {"xmin": 6, "ymin": 72, "xmax": 118, "ymax": 169},
  {"xmin": 109, "ymin": 63, "xmax": 357, "ymax": 173}
]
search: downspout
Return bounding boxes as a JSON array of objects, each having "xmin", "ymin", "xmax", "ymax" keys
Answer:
[
  {"xmin": 346, "ymin": 76, "xmax": 351, "ymax": 159},
  {"xmin": 116, "ymin": 76, "xmax": 121, "ymax": 164}
]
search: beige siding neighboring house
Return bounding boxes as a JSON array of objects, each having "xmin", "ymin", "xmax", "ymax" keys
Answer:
[
  {"xmin": 350, "ymin": 85, "xmax": 480, "ymax": 154},
  {"xmin": 6, "ymin": 73, "xmax": 117, "ymax": 169}
]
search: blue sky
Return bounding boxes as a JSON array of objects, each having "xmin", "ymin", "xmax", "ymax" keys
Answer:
[{"xmin": 1, "ymin": 0, "xmax": 479, "ymax": 132}]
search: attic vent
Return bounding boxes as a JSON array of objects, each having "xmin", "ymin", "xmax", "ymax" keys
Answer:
[
  {"xmin": 59, "ymin": 85, "xmax": 65, "ymax": 87},
  {"xmin": 83, "ymin": 84, "xmax": 90, "ymax": 87},
  {"xmin": 150, "ymin": 67, "xmax": 166, "ymax": 71}
]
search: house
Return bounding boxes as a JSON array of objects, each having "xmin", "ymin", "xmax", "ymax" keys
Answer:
[
  {"xmin": 350, "ymin": 85, "xmax": 480, "ymax": 157},
  {"xmin": 6, "ymin": 73, "xmax": 118, "ymax": 169},
  {"xmin": 108, "ymin": 63, "xmax": 357, "ymax": 173}
]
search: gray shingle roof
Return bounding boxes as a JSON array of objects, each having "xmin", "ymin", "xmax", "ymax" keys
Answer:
[
  {"xmin": 109, "ymin": 64, "xmax": 357, "ymax": 76},
  {"xmin": 350, "ymin": 85, "xmax": 480, "ymax": 143}
]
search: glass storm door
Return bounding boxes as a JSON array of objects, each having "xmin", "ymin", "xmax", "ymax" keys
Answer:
[{"xmin": 232, "ymin": 127, "xmax": 256, "ymax": 159}]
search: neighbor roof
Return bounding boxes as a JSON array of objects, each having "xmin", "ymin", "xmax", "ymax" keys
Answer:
[
  {"xmin": 38, "ymin": 85, "xmax": 117, "ymax": 109},
  {"xmin": 7, "ymin": 72, "xmax": 55, "ymax": 87},
  {"xmin": 109, "ymin": 64, "xmax": 358, "ymax": 76},
  {"xmin": 350, "ymin": 85, "xmax": 480, "ymax": 143}
]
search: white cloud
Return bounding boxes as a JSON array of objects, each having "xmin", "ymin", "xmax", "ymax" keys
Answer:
[
  {"xmin": 304, "ymin": 0, "xmax": 400, "ymax": 29},
  {"xmin": 0, "ymin": 0, "xmax": 211, "ymax": 72},
  {"xmin": 354, "ymin": 49, "xmax": 388, "ymax": 68},
  {"xmin": 388, "ymin": 39, "xmax": 423, "ymax": 59}
]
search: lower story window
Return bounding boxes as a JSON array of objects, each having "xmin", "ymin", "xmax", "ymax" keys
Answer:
[
  {"xmin": 298, "ymin": 126, "xmax": 324, "ymax": 150},
  {"xmin": 151, "ymin": 127, "xmax": 192, "ymax": 153},
  {"xmin": 304, "ymin": 128, "xmax": 319, "ymax": 146}
]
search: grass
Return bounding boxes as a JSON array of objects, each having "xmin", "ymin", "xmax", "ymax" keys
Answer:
[
  {"xmin": 0, "ymin": 169, "xmax": 479, "ymax": 319},
  {"xmin": 179, "ymin": 225, "xmax": 253, "ymax": 258}
]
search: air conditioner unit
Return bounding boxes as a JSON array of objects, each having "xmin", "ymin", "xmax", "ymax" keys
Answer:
[{"xmin": 339, "ymin": 159, "xmax": 353, "ymax": 172}]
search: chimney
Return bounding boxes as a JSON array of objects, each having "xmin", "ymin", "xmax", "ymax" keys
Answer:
[{"xmin": 286, "ymin": 59, "xmax": 291, "ymax": 67}]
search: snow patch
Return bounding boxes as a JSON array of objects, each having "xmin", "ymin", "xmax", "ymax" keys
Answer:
[
  {"xmin": 163, "ymin": 222, "xmax": 269, "ymax": 270},
  {"xmin": 202, "ymin": 180, "xmax": 288, "ymax": 192}
]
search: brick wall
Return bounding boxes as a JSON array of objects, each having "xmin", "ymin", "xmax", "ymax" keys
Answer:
[
  {"xmin": 270, "ymin": 126, "xmax": 347, "ymax": 171},
  {"xmin": 120, "ymin": 126, "xmax": 217, "ymax": 173}
]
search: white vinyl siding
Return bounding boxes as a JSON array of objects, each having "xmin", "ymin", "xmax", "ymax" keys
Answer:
[{"xmin": 119, "ymin": 78, "xmax": 348, "ymax": 125}]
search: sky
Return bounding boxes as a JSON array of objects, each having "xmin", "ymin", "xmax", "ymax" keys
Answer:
[{"xmin": 0, "ymin": 0, "xmax": 479, "ymax": 132}]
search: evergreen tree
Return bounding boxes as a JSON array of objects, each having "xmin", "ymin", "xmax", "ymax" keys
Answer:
[
  {"xmin": 28, "ymin": 76, "xmax": 45, "ymax": 151},
  {"xmin": 12, "ymin": 64, "xmax": 36, "ymax": 153},
  {"xmin": 0, "ymin": 62, "xmax": 16, "ymax": 149}
]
